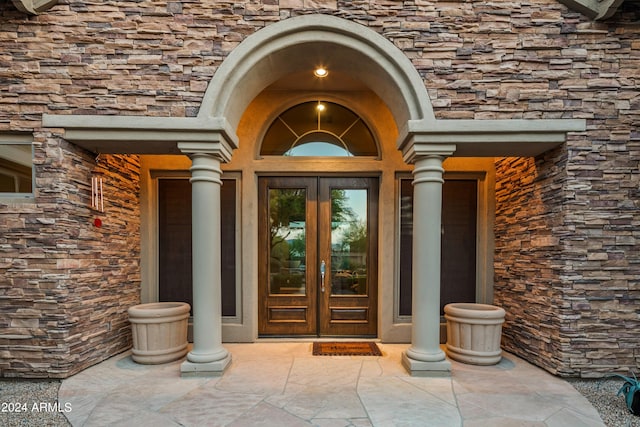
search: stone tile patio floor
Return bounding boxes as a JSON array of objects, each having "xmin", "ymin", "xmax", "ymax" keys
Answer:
[{"xmin": 59, "ymin": 343, "xmax": 605, "ymax": 427}]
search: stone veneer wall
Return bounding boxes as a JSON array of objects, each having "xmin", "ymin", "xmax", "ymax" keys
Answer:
[
  {"xmin": 493, "ymin": 9, "xmax": 640, "ymax": 376},
  {"xmin": 496, "ymin": 128, "xmax": 640, "ymax": 378},
  {"xmin": 494, "ymin": 152, "xmax": 572, "ymax": 375},
  {"xmin": 0, "ymin": 134, "xmax": 141, "ymax": 377},
  {"xmin": 0, "ymin": 0, "xmax": 638, "ymax": 377}
]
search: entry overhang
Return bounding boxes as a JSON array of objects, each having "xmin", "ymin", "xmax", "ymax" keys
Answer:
[
  {"xmin": 41, "ymin": 114, "xmax": 239, "ymax": 155},
  {"xmin": 43, "ymin": 113, "xmax": 586, "ymax": 158},
  {"xmin": 11, "ymin": 0, "xmax": 57, "ymax": 14},
  {"xmin": 557, "ymin": 0, "xmax": 625, "ymax": 20},
  {"xmin": 399, "ymin": 118, "xmax": 586, "ymax": 159}
]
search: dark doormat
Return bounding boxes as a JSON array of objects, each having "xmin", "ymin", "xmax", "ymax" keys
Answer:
[{"xmin": 312, "ymin": 341, "xmax": 382, "ymax": 356}]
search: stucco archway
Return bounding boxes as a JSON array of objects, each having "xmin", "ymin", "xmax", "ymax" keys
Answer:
[{"xmin": 198, "ymin": 14, "xmax": 435, "ymax": 147}]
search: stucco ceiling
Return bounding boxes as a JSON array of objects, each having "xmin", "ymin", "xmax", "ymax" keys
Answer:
[{"xmin": 266, "ymin": 69, "xmax": 369, "ymax": 92}]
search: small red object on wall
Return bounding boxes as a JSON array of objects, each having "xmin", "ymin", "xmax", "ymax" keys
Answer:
[{"xmin": 93, "ymin": 218, "xmax": 102, "ymax": 228}]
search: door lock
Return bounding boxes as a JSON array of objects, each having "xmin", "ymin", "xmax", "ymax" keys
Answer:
[{"xmin": 320, "ymin": 260, "xmax": 326, "ymax": 293}]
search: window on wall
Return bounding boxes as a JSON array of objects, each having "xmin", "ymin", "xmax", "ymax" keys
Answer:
[
  {"xmin": 398, "ymin": 178, "xmax": 478, "ymax": 317},
  {"xmin": 0, "ymin": 134, "xmax": 33, "ymax": 196},
  {"xmin": 158, "ymin": 177, "xmax": 239, "ymax": 318},
  {"xmin": 260, "ymin": 101, "xmax": 378, "ymax": 157}
]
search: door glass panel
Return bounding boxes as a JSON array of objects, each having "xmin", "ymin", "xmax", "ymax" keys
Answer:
[
  {"xmin": 269, "ymin": 188, "xmax": 307, "ymax": 295},
  {"xmin": 286, "ymin": 140, "xmax": 351, "ymax": 157},
  {"xmin": 330, "ymin": 189, "xmax": 368, "ymax": 295}
]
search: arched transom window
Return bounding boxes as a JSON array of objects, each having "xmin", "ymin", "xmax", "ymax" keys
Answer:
[{"xmin": 260, "ymin": 101, "xmax": 378, "ymax": 157}]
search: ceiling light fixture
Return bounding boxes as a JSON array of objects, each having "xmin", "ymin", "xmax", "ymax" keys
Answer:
[{"xmin": 314, "ymin": 67, "xmax": 328, "ymax": 78}]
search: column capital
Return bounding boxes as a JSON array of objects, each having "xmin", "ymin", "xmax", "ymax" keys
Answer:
[
  {"xmin": 400, "ymin": 133, "xmax": 456, "ymax": 164},
  {"xmin": 412, "ymin": 155, "xmax": 447, "ymax": 185},
  {"xmin": 178, "ymin": 135, "xmax": 235, "ymax": 163}
]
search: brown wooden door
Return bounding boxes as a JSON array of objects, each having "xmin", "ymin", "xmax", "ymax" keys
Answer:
[
  {"xmin": 258, "ymin": 177, "xmax": 318, "ymax": 335},
  {"xmin": 258, "ymin": 177, "xmax": 378, "ymax": 337}
]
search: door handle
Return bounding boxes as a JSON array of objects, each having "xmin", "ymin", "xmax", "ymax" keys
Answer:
[{"xmin": 320, "ymin": 260, "xmax": 326, "ymax": 293}]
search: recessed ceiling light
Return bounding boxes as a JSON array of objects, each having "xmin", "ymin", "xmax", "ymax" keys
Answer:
[
  {"xmin": 314, "ymin": 67, "xmax": 328, "ymax": 78},
  {"xmin": 316, "ymin": 102, "xmax": 326, "ymax": 112}
]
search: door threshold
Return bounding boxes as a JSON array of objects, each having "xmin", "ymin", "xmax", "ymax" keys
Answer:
[{"xmin": 257, "ymin": 336, "xmax": 380, "ymax": 342}]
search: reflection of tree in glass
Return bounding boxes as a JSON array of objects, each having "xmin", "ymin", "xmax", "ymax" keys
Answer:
[
  {"xmin": 290, "ymin": 232, "xmax": 306, "ymax": 259},
  {"xmin": 340, "ymin": 221, "xmax": 367, "ymax": 253},
  {"xmin": 331, "ymin": 189, "xmax": 356, "ymax": 229},
  {"xmin": 331, "ymin": 189, "xmax": 366, "ymax": 276},
  {"xmin": 268, "ymin": 188, "xmax": 359, "ymax": 261},
  {"xmin": 269, "ymin": 189, "xmax": 305, "ymax": 252}
]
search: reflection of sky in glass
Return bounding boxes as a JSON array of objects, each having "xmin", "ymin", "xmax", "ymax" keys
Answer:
[
  {"xmin": 286, "ymin": 142, "xmax": 351, "ymax": 157},
  {"xmin": 278, "ymin": 223, "xmax": 304, "ymax": 242},
  {"xmin": 281, "ymin": 221, "xmax": 305, "ymax": 244},
  {"xmin": 332, "ymin": 189, "xmax": 367, "ymax": 244},
  {"xmin": 347, "ymin": 190, "xmax": 367, "ymax": 221}
]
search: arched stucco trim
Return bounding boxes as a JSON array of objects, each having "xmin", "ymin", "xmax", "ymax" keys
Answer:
[{"xmin": 198, "ymin": 14, "xmax": 436, "ymax": 137}]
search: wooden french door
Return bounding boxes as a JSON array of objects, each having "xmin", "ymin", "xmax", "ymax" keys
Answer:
[{"xmin": 258, "ymin": 177, "xmax": 378, "ymax": 337}]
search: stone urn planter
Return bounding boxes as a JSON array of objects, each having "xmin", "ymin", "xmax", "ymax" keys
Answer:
[
  {"xmin": 128, "ymin": 302, "xmax": 190, "ymax": 364},
  {"xmin": 444, "ymin": 303, "xmax": 506, "ymax": 366}
]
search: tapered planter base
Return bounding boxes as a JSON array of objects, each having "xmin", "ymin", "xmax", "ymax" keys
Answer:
[
  {"xmin": 444, "ymin": 303, "xmax": 506, "ymax": 366},
  {"xmin": 128, "ymin": 302, "xmax": 191, "ymax": 364}
]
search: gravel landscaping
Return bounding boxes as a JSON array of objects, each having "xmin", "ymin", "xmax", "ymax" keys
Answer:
[
  {"xmin": 0, "ymin": 380, "xmax": 70, "ymax": 427},
  {"xmin": 1, "ymin": 377, "xmax": 639, "ymax": 426},
  {"xmin": 569, "ymin": 378, "xmax": 640, "ymax": 427}
]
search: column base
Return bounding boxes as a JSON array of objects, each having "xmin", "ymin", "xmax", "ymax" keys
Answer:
[
  {"xmin": 180, "ymin": 354, "xmax": 232, "ymax": 377},
  {"xmin": 402, "ymin": 352, "xmax": 451, "ymax": 377}
]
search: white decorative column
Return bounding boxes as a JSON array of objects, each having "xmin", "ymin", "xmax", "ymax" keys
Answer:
[
  {"xmin": 400, "ymin": 143, "xmax": 456, "ymax": 376},
  {"xmin": 179, "ymin": 141, "xmax": 233, "ymax": 376}
]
